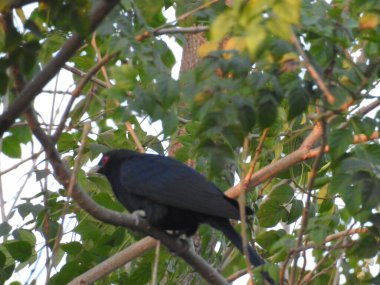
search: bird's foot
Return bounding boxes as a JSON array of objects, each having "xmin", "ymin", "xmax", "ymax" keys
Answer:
[
  {"xmin": 131, "ymin": 210, "xmax": 146, "ymax": 226},
  {"xmin": 167, "ymin": 236, "xmax": 194, "ymax": 256},
  {"xmin": 165, "ymin": 230, "xmax": 185, "ymax": 237}
]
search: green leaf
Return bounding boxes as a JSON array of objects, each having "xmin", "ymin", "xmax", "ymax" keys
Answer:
[
  {"xmin": 222, "ymin": 125, "xmax": 245, "ymax": 148},
  {"xmin": 319, "ymin": 197, "xmax": 335, "ymax": 213},
  {"xmin": 256, "ymin": 230, "xmax": 286, "ymax": 251},
  {"xmin": 270, "ymin": 235, "xmax": 296, "ymax": 254},
  {"xmin": 135, "ymin": 0, "xmax": 165, "ymax": 27},
  {"xmin": 4, "ymin": 240, "xmax": 32, "ymax": 262},
  {"xmin": 162, "ymin": 111, "xmax": 178, "ymax": 137},
  {"xmin": 288, "ymin": 199, "xmax": 303, "ymax": 223},
  {"xmin": 156, "ymin": 76, "xmax": 179, "ymax": 109},
  {"xmin": 88, "ymin": 143, "xmax": 110, "ymax": 159},
  {"xmin": 2, "ymin": 136, "xmax": 21, "ymax": 158},
  {"xmin": 61, "ymin": 242, "xmax": 82, "ymax": 256},
  {"xmin": 328, "ymin": 128, "xmax": 353, "ymax": 161},
  {"xmin": 110, "ymin": 64, "xmax": 138, "ymax": 90},
  {"xmin": 307, "ymin": 215, "xmax": 337, "ymax": 244},
  {"xmin": 287, "ymin": 87, "xmax": 310, "ymax": 119},
  {"xmin": 125, "ymin": 254, "xmax": 152, "ymax": 284},
  {"xmin": 0, "ymin": 222, "xmax": 11, "ymax": 237},
  {"xmin": 50, "ymin": 261, "xmax": 88, "ymax": 285},
  {"xmin": 74, "ymin": 220, "xmax": 103, "ymax": 241},
  {"xmin": 269, "ymin": 184, "xmax": 294, "ymax": 203},
  {"xmin": 245, "ymin": 25, "xmax": 267, "ymax": 57},
  {"xmin": 39, "ymin": 32, "xmax": 66, "ymax": 63},
  {"xmin": 257, "ymin": 94, "xmax": 278, "ymax": 128},
  {"xmin": 12, "ymin": 229, "xmax": 36, "ymax": 246},
  {"xmin": 273, "ymin": 0, "xmax": 300, "ymax": 25},
  {"xmin": 17, "ymin": 202, "xmax": 43, "ymax": 219},
  {"xmin": 257, "ymin": 184, "xmax": 294, "ymax": 227},
  {"xmin": 211, "ymin": 12, "xmax": 235, "ymax": 41},
  {"xmin": 93, "ymin": 192, "xmax": 125, "ymax": 212},
  {"xmin": 143, "ymin": 135, "xmax": 164, "ymax": 155},
  {"xmin": 348, "ymin": 234, "xmax": 380, "ymax": 259},
  {"xmin": 0, "ymin": 260, "xmax": 14, "ymax": 284},
  {"xmin": 0, "ymin": 250, "xmax": 5, "ymax": 268},
  {"xmin": 10, "ymin": 126, "xmax": 32, "ymax": 144},
  {"xmin": 257, "ymin": 199, "xmax": 287, "ymax": 227},
  {"xmin": 57, "ymin": 133, "xmax": 78, "ymax": 153}
]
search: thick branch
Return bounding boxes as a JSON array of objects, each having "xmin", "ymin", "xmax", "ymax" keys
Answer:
[
  {"xmin": 226, "ymin": 126, "xmax": 379, "ymax": 199},
  {"xmin": 68, "ymin": 237, "xmax": 158, "ymax": 285},
  {"xmin": 226, "ymin": 124, "xmax": 323, "ymax": 198},
  {"xmin": 0, "ymin": 0, "xmax": 120, "ymax": 137}
]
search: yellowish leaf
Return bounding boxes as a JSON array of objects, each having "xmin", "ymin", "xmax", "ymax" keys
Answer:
[
  {"xmin": 359, "ymin": 13, "xmax": 379, "ymax": 30},
  {"xmin": 197, "ymin": 41, "xmax": 219, "ymax": 58}
]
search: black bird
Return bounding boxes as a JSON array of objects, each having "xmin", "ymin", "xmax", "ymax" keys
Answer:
[{"xmin": 92, "ymin": 149, "xmax": 271, "ymax": 279}]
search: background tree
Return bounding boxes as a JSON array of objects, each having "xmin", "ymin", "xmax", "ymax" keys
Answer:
[{"xmin": 0, "ymin": 0, "xmax": 379, "ymax": 284}]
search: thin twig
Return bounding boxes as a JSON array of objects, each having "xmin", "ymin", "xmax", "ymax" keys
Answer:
[
  {"xmin": 226, "ymin": 268, "xmax": 248, "ymax": 282},
  {"xmin": 244, "ymin": 128, "xmax": 269, "ymax": 188},
  {"xmin": 154, "ymin": 26, "xmax": 208, "ymax": 35},
  {"xmin": 125, "ymin": 122, "xmax": 145, "ymax": 153},
  {"xmin": 300, "ymin": 238, "xmax": 344, "ymax": 285},
  {"xmin": 5, "ymin": 165, "xmax": 37, "ymax": 222},
  {"xmin": 91, "ymin": 34, "xmax": 112, "ymax": 88},
  {"xmin": 63, "ymin": 64, "xmax": 108, "ymax": 88},
  {"xmin": 280, "ymin": 252, "xmax": 292, "ymax": 285},
  {"xmin": 289, "ymin": 120, "xmax": 327, "ymax": 285},
  {"xmin": 239, "ymin": 128, "xmax": 269, "ymax": 282},
  {"xmin": 53, "ymin": 53, "xmax": 117, "ymax": 140},
  {"xmin": 0, "ymin": 94, "xmax": 9, "ymax": 223},
  {"xmin": 47, "ymin": 122, "xmax": 91, "ymax": 278},
  {"xmin": 304, "ymin": 130, "xmax": 379, "ymax": 159},
  {"xmin": 135, "ymin": 0, "xmax": 218, "ymax": 41},
  {"xmin": 291, "ymin": 33, "xmax": 335, "ymax": 105},
  {"xmin": 151, "ymin": 241, "xmax": 161, "ymax": 285},
  {"xmin": 238, "ymin": 138, "xmax": 254, "ymax": 282}
]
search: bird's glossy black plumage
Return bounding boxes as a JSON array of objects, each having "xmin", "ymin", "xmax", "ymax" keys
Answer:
[{"xmin": 94, "ymin": 149, "xmax": 268, "ymax": 269}]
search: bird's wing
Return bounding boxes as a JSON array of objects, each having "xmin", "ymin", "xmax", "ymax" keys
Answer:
[{"xmin": 117, "ymin": 154, "xmax": 242, "ymax": 220}]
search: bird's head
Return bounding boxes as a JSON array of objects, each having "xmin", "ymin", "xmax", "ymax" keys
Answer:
[
  {"xmin": 88, "ymin": 149, "xmax": 138, "ymax": 176},
  {"xmin": 88, "ymin": 153, "xmax": 110, "ymax": 175}
]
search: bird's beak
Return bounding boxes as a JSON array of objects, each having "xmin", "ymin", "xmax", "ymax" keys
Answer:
[{"xmin": 87, "ymin": 165, "xmax": 101, "ymax": 176}]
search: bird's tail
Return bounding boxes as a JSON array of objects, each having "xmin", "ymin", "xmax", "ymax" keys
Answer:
[
  {"xmin": 206, "ymin": 217, "xmax": 275, "ymax": 285},
  {"xmin": 207, "ymin": 217, "xmax": 265, "ymax": 266}
]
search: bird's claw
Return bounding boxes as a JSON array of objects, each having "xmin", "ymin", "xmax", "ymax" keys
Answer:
[{"xmin": 131, "ymin": 210, "xmax": 146, "ymax": 226}]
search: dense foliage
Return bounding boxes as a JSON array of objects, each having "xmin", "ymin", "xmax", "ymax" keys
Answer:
[{"xmin": 0, "ymin": 0, "xmax": 379, "ymax": 284}]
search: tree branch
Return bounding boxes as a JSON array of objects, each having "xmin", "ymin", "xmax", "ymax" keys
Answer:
[
  {"xmin": 63, "ymin": 64, "xmax": 108, "ymax": 88},
  {"xmin": 225, "ymin": 124, "xmax": 323, "ymax": 198},
  {"xmin": 291, "ymin": 33, "xmax": 335, "ymax": 105},
  {"xmin": 68, "ymin": 237, "xmax": 158, "ymax": 285},
  {"xmin": 226, "ymin": 124, "xmax": 379, "ymax": 199}
]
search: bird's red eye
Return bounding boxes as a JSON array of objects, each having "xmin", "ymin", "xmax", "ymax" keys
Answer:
[{"xmin": 102, "ymin": 155, "xmax": 110, "ymax": 166}]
